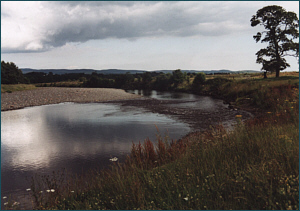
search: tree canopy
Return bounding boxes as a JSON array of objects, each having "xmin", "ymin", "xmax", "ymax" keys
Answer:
[
  {"xmin": 1, "ymin": 61, "xmax": 26, "ymax": 84},
  {"xmin": 250, "ymin": 5, "xmax": 299, "ymax": 77}
]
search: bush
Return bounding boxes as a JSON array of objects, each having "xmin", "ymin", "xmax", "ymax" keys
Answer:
[{"xmin": 192, "ymin": 73, "xmax": 206, "ymax": 91}]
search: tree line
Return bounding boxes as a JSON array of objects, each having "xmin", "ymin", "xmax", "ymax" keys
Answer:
[{"xmin": 1, "ymin": 61, "xmax": 208, "ymax": 92}]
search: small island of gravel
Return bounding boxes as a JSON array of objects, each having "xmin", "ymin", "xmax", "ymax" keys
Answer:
[{"xmin": 1, "ymin": 87, "xmax": 141, "ymax": 111}]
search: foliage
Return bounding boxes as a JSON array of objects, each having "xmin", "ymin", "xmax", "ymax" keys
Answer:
[
  {"xmin": 192, "ymin": 72, "xmax": 206, "ymax": 92},
  {"xmin": 1, "ymin": 61, "xmax": 27, "ymax": 84},
  {"xmin": 114, "ymin": 72, "xmax": 134, "ymax": 89},
  {"xmin": 84, "ymin": 75, "xmax": 114, "ymax": 88},
  {"xmin": 24, "ymin": 71, "xmax": 87, "ymax": 84},
  {"xmin": 141, "ymin": 72, "xmax": 153, "ymax": 89},
  {"xmin": 153, "ymin": 73, "xmax": 172, "ymax": 91},
  {"xmin": 171, "ymin": 69, "xmax": 185, "ymax": 88},
  {"xmin": 251, "ymin": 5, "xmax": 299, "ymax": 77}
]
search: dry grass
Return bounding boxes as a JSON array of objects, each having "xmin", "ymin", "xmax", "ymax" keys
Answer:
[{"xmin": 1, "ymin": 84, "xmax": 37, "ymax": 93}]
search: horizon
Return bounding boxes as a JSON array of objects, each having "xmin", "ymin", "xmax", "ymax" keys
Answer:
[
  {"xmin": 2, "ymin": 1, "xmax": 299, "ymax": 71},
  {"xmin": 19, "ymin": 67, "xmax": 298, "ymax": 73}
]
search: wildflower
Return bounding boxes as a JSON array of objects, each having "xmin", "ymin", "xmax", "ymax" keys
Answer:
[
  {"xmin": 235, "ymin": 115, "xmax": 242, "ymax": 118},
  {"xmin": 267, "ymin": 111, "xmax": 272, "ymax": 114},
  {"xmin": 2, "ymin": 196, "xmax": 7, "ymax": 199},
  {"xmin": 50, "ymin": 189, "xmax": 55, "ymax": 192},
  {"xmin": 4, "ymin": 202, "xmax": 8, "ymax": 206},
  {"xmin": 12, "ymin": 202, "xmax": 20, "ymax": 206},
  {"xmin": 109, "ymin": 157, "xmax": 118, "ymax": 162},
  {"xmin": 46, "ymin": 190, "xmax": 51, "ymax": 193},
  {"xmin": 26, "ymin": 188, "xmax": 31, "ymax": 191},
  {"xmin": 71, "ymin": 191, "xmax": 74, "ymax": 193},
  {"xmin": 39, "ymin": 191, "xmax": 43, "ymax": 194},
  {"xmin": 183, "ymin": 197, "xmax": 188, "ymax": 201}
]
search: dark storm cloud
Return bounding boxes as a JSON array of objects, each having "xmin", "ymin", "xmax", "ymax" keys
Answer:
[{"xmin": 42, "ymin": 1, "xmax": 245, "ymax": 45}]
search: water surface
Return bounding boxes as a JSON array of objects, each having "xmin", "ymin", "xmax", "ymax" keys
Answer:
[{"xmin": 1, "ymin": 102, "xmax": 190, "ymax": 208}]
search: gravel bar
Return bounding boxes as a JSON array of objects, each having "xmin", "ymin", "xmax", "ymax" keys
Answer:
[{"xmin": 1, "ymin": 87, "xmax": 141, "ymax": 111}]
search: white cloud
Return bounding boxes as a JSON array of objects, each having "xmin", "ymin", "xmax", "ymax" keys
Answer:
[{"xmin": 4, "ymin": 1, "xmax": 295, "ymax": 53}]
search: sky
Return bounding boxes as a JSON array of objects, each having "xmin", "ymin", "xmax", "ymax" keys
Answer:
[{"xmin": 1, "ymin": 1, "xmax": 299, "ymax": 71}]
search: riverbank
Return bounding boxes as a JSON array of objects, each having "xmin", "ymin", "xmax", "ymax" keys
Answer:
[
  {"xmin": 110, "ymin": 97, "xmax": 253, "ymax": 131},
  {"xmin": 1, "ymin": 87, "xmax": 141, "ymax": 111},
  {"xmin": 2, "ymin": 77, "xmax": 298, "ymax": 210}
]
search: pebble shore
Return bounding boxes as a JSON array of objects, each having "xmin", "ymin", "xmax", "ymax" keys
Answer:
[{"xmin": 1, "ymin": 87, "xmax": 141, "ymax": 111}]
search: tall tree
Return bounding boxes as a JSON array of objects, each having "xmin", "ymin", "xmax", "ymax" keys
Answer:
[
  {"xmin": 171, "ymin": 69, "xmax": 184, "ymax": 88},
  {"xmin": 251, "ymin": 5, "xmax": 299, "ymax": 77},
  {"xmin": 1, "ymin": 61, "xmax": 26, "ymax": 84}
]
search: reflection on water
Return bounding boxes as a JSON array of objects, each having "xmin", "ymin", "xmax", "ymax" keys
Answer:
[
  {"xmin": 126, "ymin": 90, "xmax": 228, "ymax": 111},
  {"xmin": 126, "ymin": 90, "xmax": 201, "ymax": 100},
  {"xmin": 1, "ymin": 102, "xmax": 190, "ymax": 208}
]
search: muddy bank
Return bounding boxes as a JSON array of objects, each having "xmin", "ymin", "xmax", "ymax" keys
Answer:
[{"xmin": 108, "ymin": 97, "xmax": 254, "ymax": 132}]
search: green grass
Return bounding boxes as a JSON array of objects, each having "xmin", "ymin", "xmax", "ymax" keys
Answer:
[
  {"xmin": 1, "ymin": 84, "xmax": 37, "ymax": 93},
  {"xmin": 36, "ymin": 80, "xmax": 83, "ymax": 87}
]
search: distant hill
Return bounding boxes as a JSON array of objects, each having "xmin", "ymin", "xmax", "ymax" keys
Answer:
[
  {"xmin": 21, "ymin": 68, "xmax": 147, "ymax": 75},
  {"xmin": 21, "ymin": 68, "xmax": 259, "ymax": 75}
]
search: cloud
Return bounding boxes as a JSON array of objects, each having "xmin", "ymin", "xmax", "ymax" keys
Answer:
[{"xmin": 1, "ymin": 1, "xmax": 298, "ymax": 53}]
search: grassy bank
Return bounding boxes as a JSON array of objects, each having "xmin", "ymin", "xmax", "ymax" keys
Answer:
[
  {"xmin": 3, "ymin": 73, "xmax": 299, "ymax": 210},
  {"xmin": 191, "ymin": 73, "xmax": 299, "ymax": 113},
  {"xmin": 1, "ymin": 84, "xmax": 37, "ymax": 93}
]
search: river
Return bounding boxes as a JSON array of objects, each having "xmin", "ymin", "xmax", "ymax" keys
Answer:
[{"xmin": 1, "ymin": 90, "xmax": 251, "ymax": 209}]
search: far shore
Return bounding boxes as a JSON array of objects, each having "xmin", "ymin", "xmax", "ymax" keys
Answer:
[{"xmin": 1, "ymin": 87, "xmax": 141, "ymax": 111}]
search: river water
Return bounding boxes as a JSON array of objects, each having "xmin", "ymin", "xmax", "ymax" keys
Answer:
[{"xmin": 1, "ymin": 91, "xmax": 238, "ymax": 209}]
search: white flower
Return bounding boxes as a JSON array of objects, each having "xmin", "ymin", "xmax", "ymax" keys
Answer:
[
  {"xmin": 26, "ymin": 188, "xmax": 31, "ymax": 191},
  {"xmin": 2, "ymin": 196, "xmax": 7, "ymax": 199},
  {"xmin": 46, "ymin": 190, "xmax": 50, "ymax": 193},
  {"xmin": 39, "ymin": 191, "xmax": 43, "ymax": 193},
  {"xmin": 183, "ymin": 197, "xmax": 188, "ymax": 201},
  {"xmin": 71, "ymin": 191, "xmax": 74, "ymax": 193},
  {"xmin": 109, "ymin": 157, "xmax": 118, "ymax": 162},
  {"xmin": 12, "ymin": 202, "xmax": 20, "ymax": 206},
  {"xmin": 4, "ymin": 202, "xmax": 8, "ymax": 206},
  {"xmin": 50, "ymin": 189, "xmax": 55, "ymax": 192}
]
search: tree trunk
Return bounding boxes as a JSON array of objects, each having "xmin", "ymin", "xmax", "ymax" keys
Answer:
[
  {"xmin": 264, "ymin": 71, "xmax": 268, "ymax": 78},
  {"xmin": 276, "ymin": 69, "xmax": 280, "ymax": 77},
  {"xmin": 272, "ymin": 28, "xmax": 281, "ymax": 78}
]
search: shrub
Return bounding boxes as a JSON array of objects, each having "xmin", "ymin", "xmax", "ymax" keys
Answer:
[{"xmin": 192, "ymin": 73, "xmax": 206, "ymax": 92}]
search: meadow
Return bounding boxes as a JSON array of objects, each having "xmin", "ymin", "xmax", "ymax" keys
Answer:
[{"xmin": 3, "ymin": 72, "xmax": 299, "ymax": 210}]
